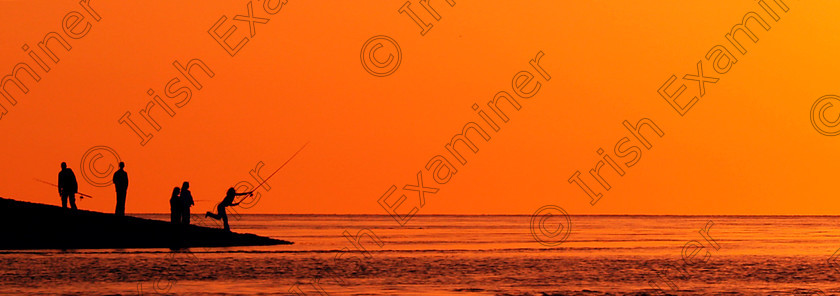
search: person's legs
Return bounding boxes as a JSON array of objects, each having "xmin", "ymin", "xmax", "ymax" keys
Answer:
[
  {"xmin": 221, "ymin": 208, "xmax": 229, "ymax": 231},
  {"xmin": 206, "ymin": 204, "xmax": 225, "ymax": 220},
  {"xmin": 61, "ymin": 194, "xmax": 68, "ymax": 208},
  {"xmin": 116, "ymin": 191, "xmax": 126, "ymax": 216},
  {"xmin": 183, "ymin": 209, "xmax": 191, "ymax": 225},
  {"xmin": 69, "ymin": 194, "xmax": 77, "ymax": 210}
]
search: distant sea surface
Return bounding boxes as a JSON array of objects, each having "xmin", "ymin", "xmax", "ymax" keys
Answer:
[{"xmin": 2, "ymin": 215, "xmax": 839, "ymax": 295}]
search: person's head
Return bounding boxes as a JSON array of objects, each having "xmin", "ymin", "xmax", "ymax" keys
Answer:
[
  {"xmin": 172, "ymin": 187, "xmax": 180, "ymax": 196},
  {"xmin": 60, "ymin": 162, "xmax": 67, "ymax": 170},
  {"xmin": 227, "ymin": 187, "xmax": 236, "ymax": 196},
  {"xmin": 119, "ymin": 162, "xmax": 125, "ymax": 169},
  {"xmin": 182, "ymin": 182, "xmax": 189, "ymax": 190}
]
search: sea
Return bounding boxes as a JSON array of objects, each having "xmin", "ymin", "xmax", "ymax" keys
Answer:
[{"xmin": 1, "ymin": 215, "xmax": 839, "ymax": 295}]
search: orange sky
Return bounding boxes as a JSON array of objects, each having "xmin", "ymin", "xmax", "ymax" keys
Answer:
[{"xmin": 1, "ymin": 0, "xmax": 839, "ymax": 215}]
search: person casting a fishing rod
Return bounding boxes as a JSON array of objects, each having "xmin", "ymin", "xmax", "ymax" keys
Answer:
[
  {"xmin": 203, "ymin": 142, "xmax": 309, "ymax": 231},
  {"xmin": 206, "ymin": 188, "xmax": 253, "ymax": 231}
]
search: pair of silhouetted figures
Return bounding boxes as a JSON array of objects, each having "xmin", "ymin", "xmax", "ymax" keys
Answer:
[
  {"xmin": 168, "ymin": 182, "xmax": 195, "ymax": 225},
  {"xmin": 169, "ymin": 183, "xmax": 252, "ymax": 231},
  {"xmin": 58, "ymin": 162, "xmax": 129, "ymax": 216}
]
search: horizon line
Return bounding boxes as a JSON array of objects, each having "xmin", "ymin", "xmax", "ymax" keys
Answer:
[{"xmin": 126, "ymin": 213, "xmax": 840, "ymax": 217}]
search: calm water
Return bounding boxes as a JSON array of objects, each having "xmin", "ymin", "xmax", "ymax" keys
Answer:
[{"xmin": 2, "ymin": 215, "xmax": 840, "ymax": 295}]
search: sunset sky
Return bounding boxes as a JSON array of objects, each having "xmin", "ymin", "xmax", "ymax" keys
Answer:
[{"xmin": 1, "ymin": 0, "xmax": 839, "ymax": 215}]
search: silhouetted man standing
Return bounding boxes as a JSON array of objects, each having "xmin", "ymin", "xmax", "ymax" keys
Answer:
[
  {"xmin": 180, "ymin": 182, "xmax": 194, "ymax": 225},
  {"xmin": 58, "ymin": 162, "xmax": 78, "ymax": 210},
  {"xmin": 113, "ymin": 162, "xmax": 129, "ymax": 216}
]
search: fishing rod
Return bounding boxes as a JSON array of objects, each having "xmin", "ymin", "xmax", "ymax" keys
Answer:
[
  {"xmin": 34, "ymin": 179, "xmax": 94, "ymax": 199},
  {"xmin": 235, "ymin": 142, "xmax": 309, "ymax": 203}
]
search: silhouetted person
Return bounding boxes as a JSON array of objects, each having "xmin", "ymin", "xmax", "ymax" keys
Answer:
[
  {"xmin": 169, "ymin": 187, "xmax": 181, "ymax": 224},
  {"xmin": 58, "ymin": 162, "xmax": 78, "ymax": 210},
  {"xmin": 113, "ymin": 162, "xmax": 129, "ymax": 216},
  {"xmin": 206, "ymin": 188, "xmax": 252, "ymax": 231},
  {"xmin": 180, "ymin": 182, "xmax": 194, "ymax": 225}
]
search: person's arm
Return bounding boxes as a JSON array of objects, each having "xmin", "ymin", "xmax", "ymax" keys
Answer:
[
  {"xmin": 58, "ymin": 173, "xmax": 63, "ymax": 195},
  {"xmin": 231, "ymin": 192, "xmax": 253, "ymax": 206}
]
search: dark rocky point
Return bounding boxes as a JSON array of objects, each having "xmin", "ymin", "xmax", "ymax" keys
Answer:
[{"xmin": 0, "ymin": 197, "xmax": 292, "ymax": 250}]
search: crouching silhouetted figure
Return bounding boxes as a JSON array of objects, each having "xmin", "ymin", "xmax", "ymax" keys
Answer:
[
  {"xmin": 169, "ymin": 187, "xmax": 181, "ymax": 224},
  {"xmin": 206, "ymin": 188, "xmax": 252, "ymax": 231}
]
